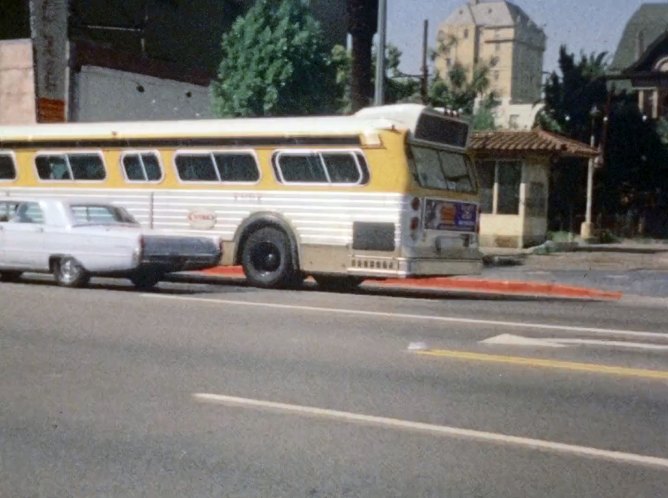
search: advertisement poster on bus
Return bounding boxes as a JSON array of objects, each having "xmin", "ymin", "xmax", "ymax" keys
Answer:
[{"xmin": 424, "ymin": 199, "xmax": 477, "ymax": 232}]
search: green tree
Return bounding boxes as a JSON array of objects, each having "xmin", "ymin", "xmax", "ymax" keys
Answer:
[
  {"xmin": 384, "ymin": 45, "xmax": 422, "ymax": 104},
  {"xmin": 332, "ymin": 43, "xmax": 420, "ymax": 113},
  {"xmin": 211, "ymin": 0, "xmax": 337, "ymax": 117},
  {"xmin": 537, "ymin": 45, "xmax": 668, "ymax": 234},
  {"xmin": 536, "ymin": 46, "xmax": 608, "ymax": 141},
  {"xmin": 535, "ymin": 46, "xmax": 609, "ymax": 232},
  {"xmin": 427, "ymin": 61, "xmax": 499, "ymax": 129}
]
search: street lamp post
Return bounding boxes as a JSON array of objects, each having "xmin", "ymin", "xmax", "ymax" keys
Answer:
[{"xmin": 580, "ymin": 106, "xmax": 602, "ymax": 240}]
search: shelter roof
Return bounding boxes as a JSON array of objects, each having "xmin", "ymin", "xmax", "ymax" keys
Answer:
[{"xmin": 470, "ymin": 129, "xmax": 598, "ymax": 158}]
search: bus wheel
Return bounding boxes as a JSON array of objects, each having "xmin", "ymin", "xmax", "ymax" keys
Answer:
[
  {"xmin": 130, "ymin": 270, "xmax": 162, "ymax": 290},
  {"xmin": 54, "ymin": 257, "xmax": 90, "ymax": 288},
  {"xmin": 241, "ymin": 226, "xmax": 299, "ymax": 288},
  {"xmin": 0, "ymin": 271, "xmax": 22, "ymax": 282},
  {"xmin": 314, "ymin": 275, "xmax": 364, "ymax": 292}
]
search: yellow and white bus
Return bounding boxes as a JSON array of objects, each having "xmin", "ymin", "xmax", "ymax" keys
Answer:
[{"xmin": 0, "ymin": 104, "xmax": 482, "ymax": 289}]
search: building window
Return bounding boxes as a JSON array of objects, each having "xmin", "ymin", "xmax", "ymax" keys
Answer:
[
  {"xmin": 463, "ymin": 28, "xmax": 469, "ymax": 39},
  {"xmin": 477, "ymin": 161, "xmax": 495, "ymax": 213},
  {"xmin": 497, "ymin": 161, "xmax": 521, "ymax": 214},
  {"xmin": 475, "ymin": 160, "xmax": 522, "ymax": 215},
  {"xmin": 526, "ymin": 181, "xmax": 546, "ymax": 217},
  {"xmin": 495, "ymin": 42, "xmax": 500, "ymax": 52}
]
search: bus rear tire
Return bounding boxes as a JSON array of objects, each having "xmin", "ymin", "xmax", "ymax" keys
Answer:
[
  {"xmin": 241, "ymin": 226, "xmax": 300, "ymax": 289},
  {"xmin": 314, "ymin": 275, "xmax": 364, "ymax": 292}
]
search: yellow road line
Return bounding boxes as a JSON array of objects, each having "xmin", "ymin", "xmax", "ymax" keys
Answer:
[{"xmin": 417, "ymin": 349, "xmax": 668, "ymax": 380}]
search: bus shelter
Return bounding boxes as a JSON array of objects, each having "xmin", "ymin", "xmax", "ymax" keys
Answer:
[{"xmin": 470, "ymin": 129, "xmax": 598, "ymax": 248}]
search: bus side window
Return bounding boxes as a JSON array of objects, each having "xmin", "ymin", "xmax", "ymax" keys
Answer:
[
  {"xmin": 69, "ymin": 154, "xmax": 106, "ymax": 180},
  {"xmin": 175, "ymin": 153, "xmax": 218, "ymax": 182},
  {"xmin": 142, "ymin": 154, "xmax": 163, "ymax": 181},
  {"xmin": 322, "ymin": 152, "xmax": 361, "ymax": 184},
  {"xmin": 213, "ymin": 153, "xmax": 259, "ymax": 182},
  {"xmin": 122, "ymin": 152, "xmax": 163, "ymax": 182},
  {"xmin": 36, "ymin": 155, "xmax": 71, "ymax": 180},
  {"xmin": 355, "ymin": 153, "xmax": 370, "ymax": 184},
  {"xmin": 0, "ymin": 153, "xmax": 17, "ymax": 180},
  {"xmin": 123, "ymin": 154, "xmax": 144, "ymax": 180},
  {"xmin": 275, "ymin": 153, "xmax": 328, "ymax": 183}
]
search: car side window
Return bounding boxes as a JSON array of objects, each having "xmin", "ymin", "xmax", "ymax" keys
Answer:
[
  {"xmin": 13, "ymin": 202, "xmax": 44, "ymax": 224},
  {"xmin": 0, "ymin": 201, "xmax": 18, "ymax": 222}
]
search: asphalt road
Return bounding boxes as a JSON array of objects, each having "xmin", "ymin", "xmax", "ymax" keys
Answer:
[{"xmin": 1, "ymin": 276, "xmax": 667, "ymax": 497}]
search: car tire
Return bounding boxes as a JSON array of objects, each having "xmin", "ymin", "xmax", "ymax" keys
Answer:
[
  {"xmin": 241, "ymin": 226, "xmax": 301, "ymax": 288},
  {"xmin": 314, "ymin": 275, "xmax": 364, "ymax": 292},
  {"xmin": 130, "ymin": 270, "xmax": 162, "ymax": 290},
  {"xmin": 0, "ymin": 271, "xmax": 23, "ymax": 282},
  {"xmin": 54, "ymin": 257, "xmax": 90, "ymax": 288}
]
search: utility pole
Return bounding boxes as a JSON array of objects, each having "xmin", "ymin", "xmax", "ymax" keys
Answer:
[
  {"xmin": 421, "ymin": 19, "xmax": 429, "ymax": 104},
  {"xmin": 373, "ymin": 0, "xmax": 387, "ymax": 106}
]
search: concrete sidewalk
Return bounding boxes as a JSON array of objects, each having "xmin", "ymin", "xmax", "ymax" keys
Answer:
[
  {"xmin": 482, "ymin": 240, "xmax": 668, "ymax": 268},
  {"xmin": 480, "ymin": 242, "xmax": 668, "ymax": 300}
]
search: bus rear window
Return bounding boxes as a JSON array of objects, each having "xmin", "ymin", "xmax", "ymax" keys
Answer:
[{"xmin": 410, "ymin": 145, "xmax": 476, "ymax": 193}]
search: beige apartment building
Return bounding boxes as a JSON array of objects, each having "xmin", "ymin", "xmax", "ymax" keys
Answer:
[{"xmin": 435, "ymin": 0, "xmax": 546, "ymax": 129}]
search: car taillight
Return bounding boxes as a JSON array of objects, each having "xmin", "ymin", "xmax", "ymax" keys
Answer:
[
  {"xmin": 133, "ymin": 236, "xmax": 144, "ymax": 265},
  {"xmin": 411, "ymin": 197, "xmax": 421, "ymax": 211},
  {"xmin": 410, "ymin": 216, "xmax": 420, "ymax": 231}
]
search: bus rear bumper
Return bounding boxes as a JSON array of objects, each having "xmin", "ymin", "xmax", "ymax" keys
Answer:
[
  {"xmin": 347, "ymin": 256, "xmax": 483, "ymax": 279},
  {"xmin": 399, "ymin": 257, "xmax": 483, "ymax": 277}
]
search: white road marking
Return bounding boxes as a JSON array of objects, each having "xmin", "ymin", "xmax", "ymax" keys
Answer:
[
  {"xmin": 193, "ymin": 392, "xmax": 668, "ymax": 470},
  {"xmin": 481, "ymin": 334, "xmax": 668, "ymax": 351},
  {"xmin": 481, "ymin": 334, "xmax": 566, "ymax": 348},
  {"xmin": 144, "ymin": 294, "xmax": 668, "ymax": 340}
]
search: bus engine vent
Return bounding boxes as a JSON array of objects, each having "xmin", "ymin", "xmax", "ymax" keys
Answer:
[{"xmin": 352, "ymin": 222, "xmax": 395, "ymax": 252}]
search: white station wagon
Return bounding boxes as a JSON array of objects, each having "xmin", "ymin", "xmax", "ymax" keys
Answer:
[{"xmin": 0, "ymin": 198, "xmax": 222, "ymax": 289}]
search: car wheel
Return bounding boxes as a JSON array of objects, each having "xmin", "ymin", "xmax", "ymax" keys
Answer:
[
  {"xmin": 130, "ymin": 270, "xmax": 162, "ymax": 290},
  {"xmin": 54, "ymin": 257, "xmax": 90, "ymax": 288},
  {"xmin": 0, "ymin": 271, "xmax": 23, "ymax": 282},
  {"xmin": 241, "ymin": 226, "xmax": 301, "ymax": 288},
  {"xmin": 314, "ymin": 275, "xmax": 364, "ymax": 292}
]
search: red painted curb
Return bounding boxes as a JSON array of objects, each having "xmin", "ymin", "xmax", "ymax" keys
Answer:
[
  {"xmin": 202, "ymin": 266, "xmax": 245, "ymax": 277},
  {"xmin": 199, "ymin": 266, "xmax": 621, "ymax": 300},
  {"xmin": 376, "ymin": 277, "xmax": 622, "ymax": 300}
]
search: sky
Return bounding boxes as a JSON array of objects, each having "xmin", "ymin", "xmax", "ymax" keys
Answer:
[{"xmin": 386, "ymin": 0, "xmax": 656, "ymax": 77}]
